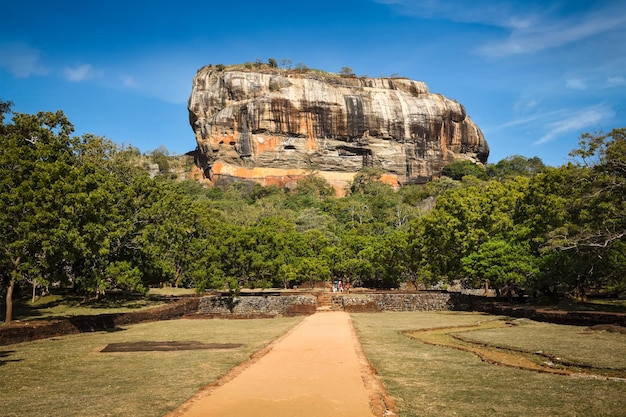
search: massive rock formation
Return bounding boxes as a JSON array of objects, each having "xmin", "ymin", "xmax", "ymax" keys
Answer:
[{"xmin": 188, "ymin": 66, "xmax": 488, "ymax": 194}]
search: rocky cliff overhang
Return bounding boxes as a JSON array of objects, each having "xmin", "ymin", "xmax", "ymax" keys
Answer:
[{"xmin": 188, "ymin": 66, "xmax": 489, "ymax": 193}]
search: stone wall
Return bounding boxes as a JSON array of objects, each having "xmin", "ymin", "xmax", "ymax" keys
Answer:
[
  {"xmin": 197, "ymin": 295, "xmax": 317, "ymax": 318},
  {"xmin": 338, "ymin": 292, "xmax": 470, "ymax": 313}
]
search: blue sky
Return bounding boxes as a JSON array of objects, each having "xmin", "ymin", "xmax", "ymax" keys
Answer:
[{"xmin": 2, "ymin": 0, "xmax": 625, "ymax": 166}]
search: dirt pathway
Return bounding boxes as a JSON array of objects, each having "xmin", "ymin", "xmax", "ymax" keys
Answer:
[{"xmin": 165, "ymin": 311, "xmax": 392, "ymax": 417}]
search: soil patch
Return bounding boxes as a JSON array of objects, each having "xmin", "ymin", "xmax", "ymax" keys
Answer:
[{"xmin": 101, "ymin": 341, "xmax": 243, "ymax": 352}]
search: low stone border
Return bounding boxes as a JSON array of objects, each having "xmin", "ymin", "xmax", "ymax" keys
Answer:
[
  {"xmin": 339, "ymin": 291, "xmax": 471, "ymax": 313},
  {"xmin": 0, "ymin": 297, "xmax": 199, "ymax": 346},
  {"xmin": 3, "ymin": 293, "xmax": 624, "ymax": 345},
  {"xmin": 196, "ymin": 295, "xmax": 317, "ymax": 317}
]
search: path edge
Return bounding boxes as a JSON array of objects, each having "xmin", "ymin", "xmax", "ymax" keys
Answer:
[
  {"xmin": 347, "ymin": 313, "xmax": 397, "ymax": 417},
  {"xmin": 163, "ymin": 316, "xmax": 308, "ymax": 417}
]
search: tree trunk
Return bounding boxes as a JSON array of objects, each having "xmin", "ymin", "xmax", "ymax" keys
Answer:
[
  {"xmin": 5, "ymin": 278, "xmax": 15, "ymax": 325},
  {"xmin": 5, "ymin": 257, "xmax": 21, "ymax": 325},
  {"xmin": 174, "ymin": 266, "xmax": 181, "ymax": 288}
]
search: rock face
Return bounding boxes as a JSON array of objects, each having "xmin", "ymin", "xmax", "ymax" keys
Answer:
[{"xmin": 188, "ymin": 67, "xmax": 489, "ymax": 193}]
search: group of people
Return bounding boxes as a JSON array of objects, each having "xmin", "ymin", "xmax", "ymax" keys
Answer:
[{"xmin": 332, "ymin": 280, "xmax": 349, "ymax": 293}]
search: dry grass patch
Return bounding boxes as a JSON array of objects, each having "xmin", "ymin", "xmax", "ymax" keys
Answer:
[
  {"xmin": 407, "ymin": 319, "xmax": 626, "ymax": 379},
  {"xmin": 351, "ymin": 311, "xmax": 626, "ymax": 417},
  {"xmin": 456, "ymin": 318, "xmax": 626, "ymax": 371},
  {"xmin": 0, "ymin": 316, "xmax": 303, "ymax": 417}
]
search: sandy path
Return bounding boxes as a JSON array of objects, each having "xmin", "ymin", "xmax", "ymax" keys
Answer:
[{"xmin": 165, "ymin": 311, "xmax": 391, "ymax": 417}]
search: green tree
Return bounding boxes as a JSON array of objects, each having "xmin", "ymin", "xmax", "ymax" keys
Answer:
[
  {"xmin": 137, "ymin": 184, "xmax": 205, "ymax": 288},
  {"xmin": 442, "ymin": 159, "xmax": 487, "ymax": 180},
  {"xmin": 518, "ymin": 129, "xmax": 625, "ymax": 299},
  {"xmin": 462, "ymin": 238, "xmax": 538, "ymax": 297},
  {"xmin": 56, "ymin": 136, "xmax": 155, "ymax": 297},
  {"xmin": 0, "ymin": 109, "xmax": 77, "ymax": 323},
  {"xmin": 150, "ymin": 146, "xmax": 170, "ymax": 174},
  {"xmin": 295, "ymin": 62, "xmax": 310, "ymax": 72},
  {"xmin": 279, "ymin": 59, "xmax": 292, "ymax": 70},
  {"xmin": 295, "ymin": 257, "xmax": 331, "ymax": 289},
  {"xmin": 339, "ymin": 67, "xmax": 355, "ymax": 77},
  {"xmin": 283, "ymin": 174, "xmax": 336, "ymax": 210},
  {"xmin": 328, "ymin": 232, "xmax": 379, "ymax": 287},
  {"xmin": 410, "ymin": 178, "xmax": 529, "ymax": 283},
  {"xmin": 488, "ymin": 155, "xmax": 546, "ymax": 180},
  {"xmin": 565, "ymin": 129, "xmax": 625, "ymax": 251}
]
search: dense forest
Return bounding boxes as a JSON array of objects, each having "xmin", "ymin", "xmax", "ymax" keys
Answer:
[{"xmin": 1, "ymin": 101, "xmax": 624, "ymax": 323}]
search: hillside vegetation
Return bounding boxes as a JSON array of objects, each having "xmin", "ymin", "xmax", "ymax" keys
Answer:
[{"xmin": 1, "ymin": 100, "xmax": 624, "ymax": 324}]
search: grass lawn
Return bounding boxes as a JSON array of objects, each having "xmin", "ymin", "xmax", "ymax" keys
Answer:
[
  {"xmin": 0, "ymin": 316, "xmax": 303, "ymax": 417},
  {"xmin": 351, "ymin": 311, "xmax": 626, "ymax": 417}
]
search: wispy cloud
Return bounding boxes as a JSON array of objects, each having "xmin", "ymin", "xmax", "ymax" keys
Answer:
[
  {"xmin": 606, "ymin": 76, "xmax": 626, "ymax": 87},
  {"xmin": 374, "ymin": 0, "xmax": 532, "ymax": 29},
  {"xmin": 478, "ymin": 11, "xmax": 626, "ymax": 57},
  {"xmin": 566, "ymin": 78, "xmax": 587, "ymax": 90},
  {"xmin": 120, "ymin": 75, "xmax": 137, "ymax": 88},
  {"xmin": 533, "ymin": 104, "xmax": 614, "ymax": 145},
  {"xmin": 0, "ymin": 42, "xmax": 47, "ymax": 78},
  {"xmin": 64, "ymin": 64, "xmax": 102, "ymax": 82},
  {"xmin": 486, "ymin": 108, "xmax": 563, "ymax": 132},
  {"xmin": 375, "ymin": 1, "xmax": 626, "ymax": 57},
  {"xmin": 478, "ymin": 4, "xmax": 626, "ymax": 57},
  {"xmin": 513, "ymin": 98, "xmax": 539, "ymax": 112}
]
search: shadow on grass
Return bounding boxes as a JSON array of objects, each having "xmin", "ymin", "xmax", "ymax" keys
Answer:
[
  {"xmin": 554, "ymin": 298, "xmax": 626, "ymax": 313},
  {"xmin": 0, "ymin": 350, "xmax": 21, "ymax": 366},
  {"xmin": 524, "ymin": 296, "xmax": 626, "ymax": 313},
  {"xmin": 68, "ymin": 315, "xmax": 128, "ymax": 333},
  {"xmin": 2, "ymin": 297, "xmax": 68, "ymax": 321},
  {"xmin": 2, "ymin": 291, "xmax": 162, "ymax": 323}
]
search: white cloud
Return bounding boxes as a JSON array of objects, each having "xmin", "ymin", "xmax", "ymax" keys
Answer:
[
  {"xmin": 374, "ymin": 0, "xmax": 530, "ymax": 29},
  {"xmin": 121, "ymin": 74, "xmax": 137, "ymax": 88},
  {"xmin": 0, "ymin": 42, "xmax": 47, "ymax": 78},
  {"xmin": 566, "ymin": 78, "xmax": 587, "ymax": 90},
  {"xmin": 606, "ymin": 76, "xmax": 625, "ymax": 87},
  {"xmin": 513, "ymin": 98, "xmax": 539, "ymax": 112},
  {"xmin": 376, "ymin": 1, "xmax": 626, "ymax": 58},
  {"xmin": 64, "ymin": 64, "xmax": 102, "ymax": 82},
  {"xmin": 488, "ymin": 108, "xmax": 565, "ymax": 131},
  {"xmin": 533, "ymin": 104, "xmax": 614, "ymax": 145},
  {"xmin": 478, "ymin": 4, "xmax": 626, "ymax": 57}
]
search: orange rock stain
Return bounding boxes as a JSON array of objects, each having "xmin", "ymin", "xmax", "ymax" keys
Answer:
[{"xmin": 209, "ymin": 162, "xmax": 371, "ymax": 197}]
